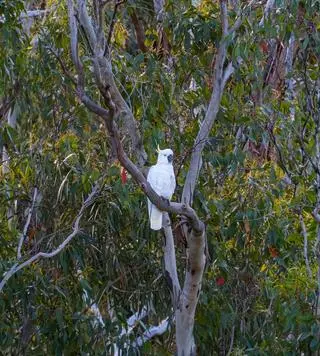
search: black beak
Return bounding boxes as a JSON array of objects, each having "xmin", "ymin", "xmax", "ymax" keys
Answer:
[{"xmin": 167, "ymin": 154, "xmax": 173, "ymax": 163}]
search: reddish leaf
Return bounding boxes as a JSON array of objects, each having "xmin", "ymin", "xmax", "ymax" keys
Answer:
[
  {"xmin": 268, "ymin": 246, "xmax": 279, "ymax": 258},
  {"xmin": 121, "ymin": 167, "xmax": 127, "ymax": 184},
  {"xmin": 216, "ymin": 276, "xmax": 225, "ymax": 286},
  {"xmin": 259, "ymin": 40, "xmax": 269, "ymax": 54}
]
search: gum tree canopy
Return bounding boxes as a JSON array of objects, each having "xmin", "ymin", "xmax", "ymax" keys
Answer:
[{"xmin": 1, "ymin": 0, "xmax": 320, "ymax": 354}]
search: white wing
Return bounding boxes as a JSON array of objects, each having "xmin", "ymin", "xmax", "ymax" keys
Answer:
[
  {"xmin": 147, "ymin": 165, "xmax": 175, "ymax": 199},
  {"xmin": 169, "ymin": 168, "xmax": 176, "ymax": 200},
  {"xmin": 147, "ymin": 164, "xmax": 176, "ymax": 230}
]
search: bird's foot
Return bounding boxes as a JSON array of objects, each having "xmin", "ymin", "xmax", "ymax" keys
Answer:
[{"xmin": 160, "ymin": 196, "xmax": 170, "ymax": 206}]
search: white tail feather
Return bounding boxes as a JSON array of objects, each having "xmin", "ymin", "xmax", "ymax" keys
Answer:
[{"xmin": 148, "ymin": 200, "xmax": 163, "ymax": 230}]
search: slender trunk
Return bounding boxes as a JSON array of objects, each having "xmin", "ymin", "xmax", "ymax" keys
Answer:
[
  {"xmin": 2, "ymin": 105, "xmax": 18, "ymax": 228},
  {"xmin": 175, "ymin": 229, "xmax": 206, "ymax": 355}
]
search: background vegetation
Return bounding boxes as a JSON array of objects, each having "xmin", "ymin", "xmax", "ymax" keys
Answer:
[{"xmin": 1, "ymin": 0, "xmax": 320, "ymax": 354}]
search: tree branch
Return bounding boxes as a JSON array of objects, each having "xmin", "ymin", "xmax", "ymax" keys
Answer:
[
  {"xmin": 17, "ymin": 187, "xmax": 38, "ymax": 259},
  {"xmin": 132, "ymin": 317, "xmax": 170, "ymax": 348},
  {"xmin": 299, "ymin": 213, "xmax": 312, "ymax": 278},
  {"xmin": 0, "ymin": 184, "xmax": 100, "ymax": 293},
  {"xmin": 106, "ymin": 0, "xmax": 124, "ymax": 49},
  {"xmin": 163, "ymin": 213, "xmax": 181, "ymax": 306},
  {"xmin": 20, "ymin": 10, "xmax": 50, "ymax": 19},
  {"xmin": 181, "ymin": 32, "xmax": 227, "ymax": 206},
  {"xmin": 77, "ymin": 0, "xmax": 98, "ymax": 52},
  {"xmin": 259, "ymin": 0, "xmax": 275, "ymax": 27},
  {"xmin": 67, "ymin": 1, "xmax": 203, "ymax": 233},
  {"xmin": 68, "ymin": 0, "xmax": 84, "ymax": 80},
  {"xmin": 220, "ymin": 0, "xmax": 229, "ymax": 36}
]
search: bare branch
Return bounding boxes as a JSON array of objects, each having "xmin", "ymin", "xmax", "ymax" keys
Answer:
[
  {"xmin": 106, "ymin": 0, "xmax": 124, "ymax": 49},
  {"xmin": 259, "ymin": 0, "xmax": 275, "ymax": 27},
  {"xmin": 313, "ymin": 206, "xmax": 320, "ymax": 224},
  {"xmin": 299, "ymin": 213, "xmax": 312, "ymax": 278},
  {"xmin": 77, "ymin": 89, "xmax": 111, "ymax": 118},
  {"xmin": 0, "ymin": 184, "xmax": 100, "ymax": 293},
  {"xmin": 181, "ymin": 37, "xmax": 228, "ymax": 205},
  {"xmin": 220, "ymin": 0, "xmax": 229, "ymax": 36},
  {"xmin": 77, "ymin": 0, "xmax": 98, "ymax": 52},
  {"xmin": 68, "ymin": 0, "xmax": 83, "ymax": 78},
  {"xmin": 229, "ymin": 0, "xmax": 255, "ymax": 35},
  {"xmin": 121, "ymin": 306, "xmax": 149, "ymax": 337},
  {"xmin": 180, "ymin": 1, "xmax": 251, "ymax": 206},
  {"xmin": 222, "ymin": 61, "xmax": 235, "ymax": 89},
  {"xmin": 20, "ymin": 10, "xmax": 49, "ymax": 19},
  {"xmin": 67, "ymin": 0, "xmax": 147, "ymax": 166},
  {"xmin": 132, "ymin": 318, "xmax": 170, "ymax": 348},
  {"xmin": 17, "ymin": 187, "xmax": 38, "ymax": 259},
  {"xmin": 163, "ymin": 213, "xmax": 181, "ymax": 305}
]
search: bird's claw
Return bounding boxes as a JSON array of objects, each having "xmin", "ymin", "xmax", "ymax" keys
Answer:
[{"xmin": 161, "ymin": 196, "xmax": 170, "ymax": 206}]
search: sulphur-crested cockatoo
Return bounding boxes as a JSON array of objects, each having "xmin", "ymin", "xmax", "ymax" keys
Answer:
[{"xmin": 147, "ymin": 148, "xmax": 176, "ymax": 230}]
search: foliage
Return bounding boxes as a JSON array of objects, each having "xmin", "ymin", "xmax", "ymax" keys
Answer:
[{"xmin": 1, "ymin": 0, "xmax": 320, "ymax": 354}]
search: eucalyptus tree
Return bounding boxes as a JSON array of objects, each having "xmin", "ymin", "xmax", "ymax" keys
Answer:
[{"xmin": 2, "ymin": 0, "xmax": 320, "ymax": 355}]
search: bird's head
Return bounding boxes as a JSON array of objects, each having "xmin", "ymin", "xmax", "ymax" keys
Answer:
[{"xmin": 156, "ymin": 147, "xmax": 174, "ymax": 165}]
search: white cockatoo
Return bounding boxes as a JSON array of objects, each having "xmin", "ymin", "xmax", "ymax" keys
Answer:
[{"xmin": 147, "ymin": 147, "xmax": 176, "ymax": 230}]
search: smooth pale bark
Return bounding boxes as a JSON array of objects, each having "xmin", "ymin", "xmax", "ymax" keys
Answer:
[
  {"xmin": 176, "ymin": 228, "xmax": 206, "ymax": 355},
  {"xmin": 175, "ymin": 2, "xmax": 245, "ymax": 353},
  {"xmin": 2, "ymin": 105, "xmax": 18, "ymax": 227},
  {"xmin": 65, "ymin": 1, "xmax": 245, "ymax": 354},
  {"xmin": 163, "ymin": 213, "xmax": 181, "ymax": 306},
  {"xmin": 299, "ymin": 215, "xmax": 312, "ymax": 279}
]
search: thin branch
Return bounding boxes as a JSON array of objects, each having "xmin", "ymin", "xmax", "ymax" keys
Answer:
[
  {"xmin": 163, "ymin": 213, "xmax": 181, "ymax": 305},
  {"xmin": 181, "ymin": 34, "xmax": 228, "ymax": 206},
  {"xmin": 132, "ymin": 318, "xmax": 170, "ymax": 348},
  {"xmin": 227, "ymin": 325, "xmax": 235, "ymax": 356},
  {"xmin": 68, "ymin": 0, "xmax": 83, "ymax": 78},
  {"xmin": 20, "ymin": 10, "xmax": 50, "ymax": 19},
  {"xmin": 259, "ymin": 0, "xmax": 275, "ymax": 27},
  {"xmin": 222, "ymin": 61, "xmax": 235, "ymax": 89},
  {"xmin": 313, "ymin": 206, "xmax": 320, "ymax": 224},
  {"xmin": 0, "ymin": 184, "xmax": 100, "ymax": 293},
  {"xmin": 77, "ymin": 0, "xmax": 97, "ymax": 51},
  {"xmin": 120, "ymin": 306, "xmax": 149, "ymax": 337},
  {"xmin": 298, "ymin": 137, "xmax": 320, "ymax": 176},
  {"xmin": 268, "ymin": 125, "xmax": 293, "ymax": 180},
  {"xmin": 106, "ymin": 0, "xmax": 124, "ymax": 50},
  {"xmin": 299, "ymin": 213, "xmax": 312, "ymax": 278},
  {"xmin": 180, "ymin": 0, "xmax": 251, "ymax": 207},
  {"xmin": 220, "ymin": 0, "xmax": 229, "ymax": 36},
  {"xmin": 229, "ymin": 0, "xmax": 255, "ymax": 35},
  {"xmin": 17, "ymin": 187, "xmax": 38, "ymax": 259}
]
